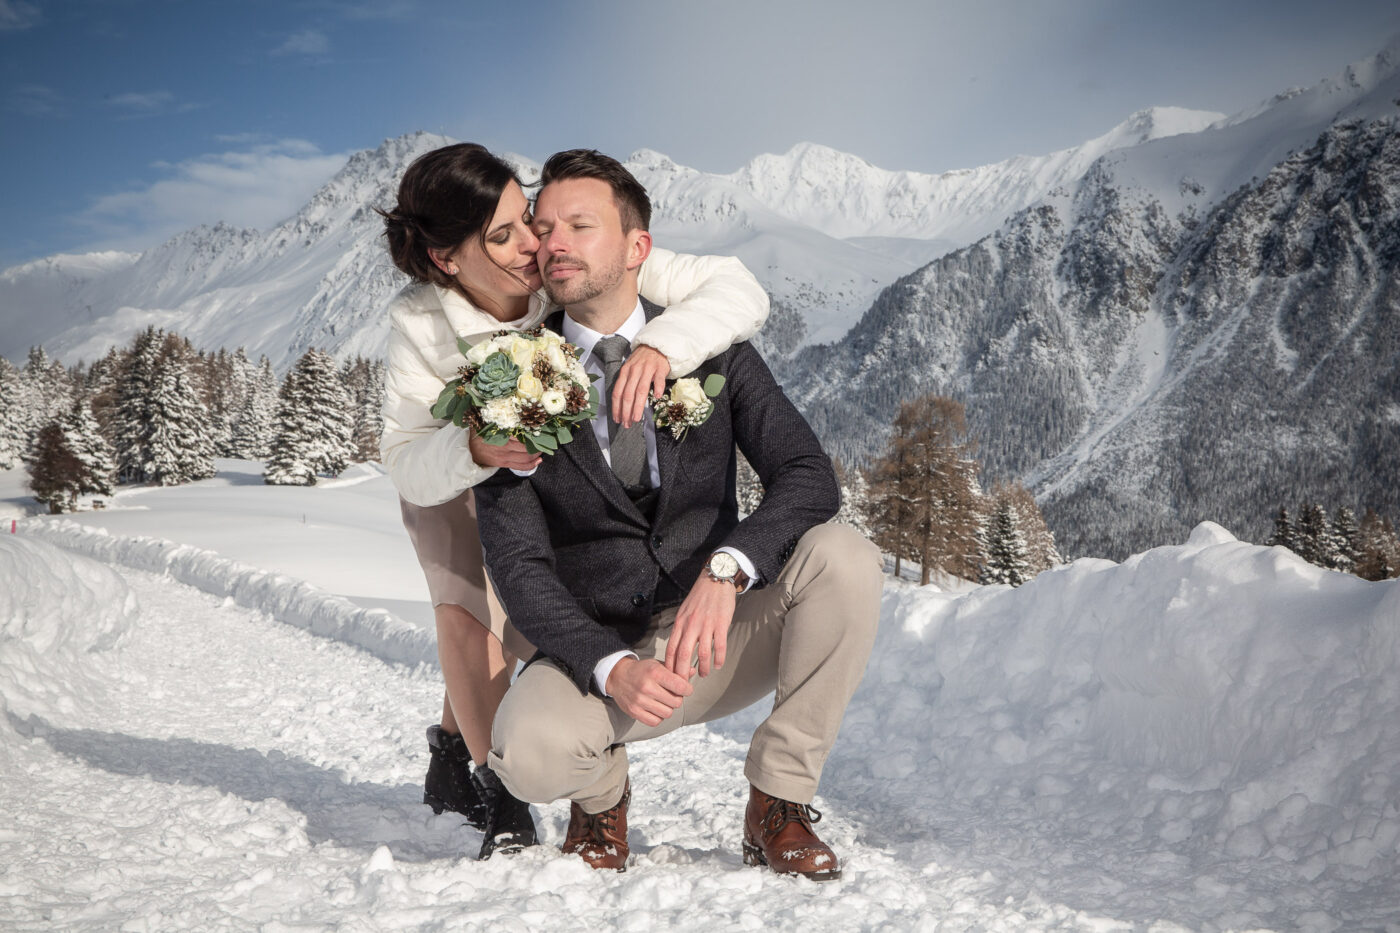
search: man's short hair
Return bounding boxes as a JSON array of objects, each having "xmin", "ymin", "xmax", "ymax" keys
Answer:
[{"xmin": 539, "ymin": 149, "xmax": 651, "ymax": 233}]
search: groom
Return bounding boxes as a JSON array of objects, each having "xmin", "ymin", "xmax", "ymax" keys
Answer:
[{"xmin": 474, "ymin": 149, "xmax": 882, "ymax": 879}]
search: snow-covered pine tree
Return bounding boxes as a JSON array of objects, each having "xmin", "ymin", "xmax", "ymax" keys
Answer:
[
  {"xmin": 113, "ymin": 327, "xmax": 164, "ymax": 483},
  {"xmin": 830, "ymin": 457, "xmax": 871, "ymax": 538},
  {"xmin": 979, "ymin": 500, "xmax": 1031, "ymax": 586},
  {"xmin": 145, "ymin": 350, "xmax": 216, "ymax": 486},
  {"xmin": 265, "ymin": 349, "xmax": 354, "ymax": 485},
  {"xmin": 993, "ymin": 481, "xmax": 1061, "ymax": 572},
  {"xmin": 1266, "ymin": 506, "xmax": 1295, "ymax": 549},
  {"xmin": 341, "ymin": 356, "xmax": 385, "ymax": 463},
  {"xmin": 21, "ymin": 346, "xmax": 72, "ymax": 454},
  {"xmin": 1329, "ymin": 507, "xmax": 1359, "ymax": 573},
  {"xmin": 1294, "ymin": 503, "xmax": 1330, "ymax": 566},
  {"xmin": 60, "ymin": 399, "xmax": 115, "ymax": 500},
  {"xmin": 230, "ymin": 356, "xmax": 278, "ymax": 461},
  {"xmin": 85, "ymin": 347, "xmax": 123, "ymax": 447},
  {"xmin": 0, "ymin": 357, "xmax": 26, "ymax": 469}
]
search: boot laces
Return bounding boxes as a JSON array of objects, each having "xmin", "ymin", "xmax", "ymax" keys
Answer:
[{"xmin": 767, "ymin": 796, "xmax": 822, "ymax": 832}]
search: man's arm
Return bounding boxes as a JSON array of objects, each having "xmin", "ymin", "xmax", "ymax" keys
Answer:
[
  {"xmin": 666, "ymin": 341, "xmax": 839, "ymax": 677},
  {"xmin": 474, "ymin": 471, "xmax": 632, "ymax": 696},
  {"xmin": 721, "ymin": 342, "xmax": 841, "ymax": 580}
]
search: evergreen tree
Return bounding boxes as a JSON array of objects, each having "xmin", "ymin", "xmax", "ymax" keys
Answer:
[
  {"xmin": 113, "ymin": 327, "xmax": 164, "ymax": 483},
  {"xmin": 0, "ymin": 357, "xmax": 25, "ymax": 469},
  {"xmin": 831, "ymin": 457, "xmax": 871, "ymax": 539},
  {"xmin": 145, "ymin": 351, "xmax": 216, "ymax": 486},
  {"xmin": 1294, "ymin": 503, "xmax": 1330, "ymax": 566},
  {"xmin": 61, "ymin": 399, "xmax": 116, "ymax": 499},
  {"xmin": 342, "ymin": 356, "xmax": 385, "ymax": 463},
  {"xmin": 1266, "ymin": 506, "xmax": 1294, "ymax": 549},
  {"xmin": 25, "ymin": 421, "xmax": 82, "ymax": 513},
  {"xmin": 265, "ymin": 349, "xmax": 354, "ymax": 485},
  {"xmin": 979, "ymin": 500, "xmax": 1031, "ymax": 586},
  {"xmin": 230, "ymin": 356, "xmax": 278, "ymax": 460},
  {"xmin": 992, "ymin": 481, "xmax": 1061, "ymax": 573},
  {"xmin": 1329, "ymin": 507, "xmax": 1359, "ymax": 573}
]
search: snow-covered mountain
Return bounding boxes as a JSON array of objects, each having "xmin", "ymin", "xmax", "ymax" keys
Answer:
[
  {"xmin": 0, "ymin": 106, "xmax": 1220, "ymax": 368},
  {"xmin": 787, "ymin": 39, "xmax": 1400, "ymax": 558}
]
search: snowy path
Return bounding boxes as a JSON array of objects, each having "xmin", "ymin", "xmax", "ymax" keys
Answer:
[{"xmin": 1, "ymin": 557, "xmax": 1007, "ymax": 931}]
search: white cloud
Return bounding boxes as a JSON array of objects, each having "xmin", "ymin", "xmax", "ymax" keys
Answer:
[
  {"xmin": 272, "ymin": 29, "xmax": 330, "ymax": 57},
  {"xmin": 78, "ymin": 140, "xmax": 350, "ymax": 251},
  {"xmin": 0, "ymin": 0, "xmax": 41, "ymax": 31},
  {"xmin": 107, "ymin": 91, "xmax": 175, "ymax": 113},
  {"xmin": 7, "ymin": 84, "xmax": 62, "ymax": 116}
]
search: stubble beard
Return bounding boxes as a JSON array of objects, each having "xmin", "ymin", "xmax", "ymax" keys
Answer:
[{"xmin": 542, "ymin": 253, "xmax": 627, "ymax": 310}]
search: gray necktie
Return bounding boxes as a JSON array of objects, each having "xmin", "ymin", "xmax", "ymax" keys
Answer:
[{"xmin": 593, "ymin": 335, "xmax": 649, "ymax": 490}]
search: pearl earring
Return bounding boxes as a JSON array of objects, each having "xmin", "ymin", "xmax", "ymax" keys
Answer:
[{"xmin": 447, "ymin": 264, "xmax": 460, "ymax": 275}]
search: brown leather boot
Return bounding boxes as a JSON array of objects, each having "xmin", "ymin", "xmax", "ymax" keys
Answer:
[
  {"xmin": 742, "ymin": 785, "xmax": 842, "ymax": 881},
  {"xmin": 562, "ymin": 781, "xmax": 630, "ymax": 871}
]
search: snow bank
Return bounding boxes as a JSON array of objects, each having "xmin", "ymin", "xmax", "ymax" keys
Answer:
[
  {"xmin": 0, "ymin": 536, "xmax": 138, "ymax": 721},
  {"xmin": 810, "ymin": 522, "xmax": 1400, "ymax": 917},
  {"xmin": 18, "ymin": 519, "xmax": 437, "ymax": 669}
]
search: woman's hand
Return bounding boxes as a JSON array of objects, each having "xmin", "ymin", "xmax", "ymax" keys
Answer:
[
  {"xmin": 613, "ymin": 344, "xmax": 671, "ymax": 429},
  {"xmin": 469, "ymin": 433, "xmax": 542, "ymax": 472}
]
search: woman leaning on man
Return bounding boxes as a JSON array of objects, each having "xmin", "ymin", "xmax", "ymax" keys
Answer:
[{"xmin": 378, "ymin": 142, "xmax": 769, "ymax": 858}]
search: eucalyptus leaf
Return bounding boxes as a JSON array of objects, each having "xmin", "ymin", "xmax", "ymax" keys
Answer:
[
  {"xmin": 703, "ymin": 373, "xmax": 726, "ymax": 397},
  {"xmin": 430, "ymin": 383, "xmax": 459, "ymax": 419},
  {"xmin": 456, "ymin": 335, "xmax": 474, "ymax": 357},
  {"xmin": 556, "ymin": 424, "xmax": 573, "ymax": 445}
]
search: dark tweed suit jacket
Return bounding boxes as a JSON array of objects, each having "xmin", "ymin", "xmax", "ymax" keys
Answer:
[{"xmin": 475, "ymin": 300, "xmax": 839, "ymax": 696}]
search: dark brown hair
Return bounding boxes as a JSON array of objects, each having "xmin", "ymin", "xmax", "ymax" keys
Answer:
[
  {"xmin": 538, "ymin": 148, "xmax": 651, "ymax": 233},
  {"xmin": 377, "ymin": 143, "xmax": 520, "ymax": 288}
]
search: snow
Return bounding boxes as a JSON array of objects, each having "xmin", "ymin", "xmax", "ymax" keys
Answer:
[{"xmin": 2, "ymin": 462, "xmax": 1398, "ymax": 930}]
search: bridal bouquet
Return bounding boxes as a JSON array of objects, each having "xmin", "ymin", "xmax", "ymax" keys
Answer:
[
  {"xmin": 431, "ymin": 326, "xmax": 599, "ymax": 456},
  {"xmin": 651, "ymin": 374, "xmax": 726, "ymax": 440}
]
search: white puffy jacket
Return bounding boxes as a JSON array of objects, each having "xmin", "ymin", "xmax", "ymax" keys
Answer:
[{"xmin": 381, "ymin": 247, "xmax": 770, "ymax": 507}]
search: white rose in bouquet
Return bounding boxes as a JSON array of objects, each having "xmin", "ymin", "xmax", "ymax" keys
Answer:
[
  {"xmin": 516, "ymin": 373, "xmax": 545, "ymax": 400},
  {"xmin": 466, "ymin": 341, "xmax": 492, "ymax": 367}
]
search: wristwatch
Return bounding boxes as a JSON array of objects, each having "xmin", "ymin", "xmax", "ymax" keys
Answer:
[{"xmin": 706, "ymin": 551, "xmax": 749, "ymax": 590}]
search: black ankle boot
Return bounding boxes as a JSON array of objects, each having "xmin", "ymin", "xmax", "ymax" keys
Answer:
[
  {"xmin": 423, "ymin": 725, "xmax": 487, "ymax": 830},
  {"xmin": 471, "ymin": 763, "xmax": 538, "ymax": 860}
]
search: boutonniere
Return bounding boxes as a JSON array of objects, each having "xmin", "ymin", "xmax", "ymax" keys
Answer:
[{"xmin": 651, "ymin": 374, "xmax": 725, "ymax": 441}]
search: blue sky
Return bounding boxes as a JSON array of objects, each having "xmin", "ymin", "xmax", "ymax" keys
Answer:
[{"xmin": 2, "ymin": 0, "xmax": 1398, "ymax": 268}]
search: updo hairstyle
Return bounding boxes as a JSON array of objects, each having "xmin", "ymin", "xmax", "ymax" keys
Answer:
[{"xmin": 378, "ymin": 143, "xmax": 521, "ymax": 289}]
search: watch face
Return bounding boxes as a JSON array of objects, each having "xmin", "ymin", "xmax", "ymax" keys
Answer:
[{"xmin": 709, "ymin": 552, "xmax": 740, "ymax": 578}]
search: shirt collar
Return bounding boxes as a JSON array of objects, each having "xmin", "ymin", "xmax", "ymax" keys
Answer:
[{"xmin": 562, "ymin": 298, "xmax": 646, "ymax": 367}]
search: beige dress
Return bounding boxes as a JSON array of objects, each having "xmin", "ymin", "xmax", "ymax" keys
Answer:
[{"xmin": 399, "ymin": 489, "xmax": 535, "ymax": 660}]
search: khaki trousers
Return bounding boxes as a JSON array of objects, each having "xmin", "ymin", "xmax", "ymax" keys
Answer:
[{"xmin": 487, "ymin": 523, "xmax": 883, "ymax": 813}]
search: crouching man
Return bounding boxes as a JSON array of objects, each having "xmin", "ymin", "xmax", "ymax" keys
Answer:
[{"xmin": 474, "ymin": 149, "xmax": 882, "ymax": 879}]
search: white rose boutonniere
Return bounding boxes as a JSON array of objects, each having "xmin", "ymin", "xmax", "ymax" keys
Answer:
[{"xmin": 652, "ymin": 373, "xmax": 726, "ymax": 441}]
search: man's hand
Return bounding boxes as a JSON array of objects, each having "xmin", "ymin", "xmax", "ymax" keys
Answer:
[
  {"xmin": 606, "ymin": 657, "xmax": 693, "ymax": 727},
  {"xmin": 613, "ymin": 344, "xmax": 670, "ymax": 429},
  {"xmin": 666, "ymin": 573, "xmax": 737, "ymax": 679},
  {"xmin": 469, "ymin": 433, "xmax": 542, "ymax": 472}
]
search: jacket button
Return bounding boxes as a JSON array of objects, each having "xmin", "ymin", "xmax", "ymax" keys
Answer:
[
  {"xmin": 651, "ymin": 535, "xmax": 663, "ymax": 548},
  {"xmin": 631, "ymin": 593, "xmax": 647, "ymax": 607}
]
